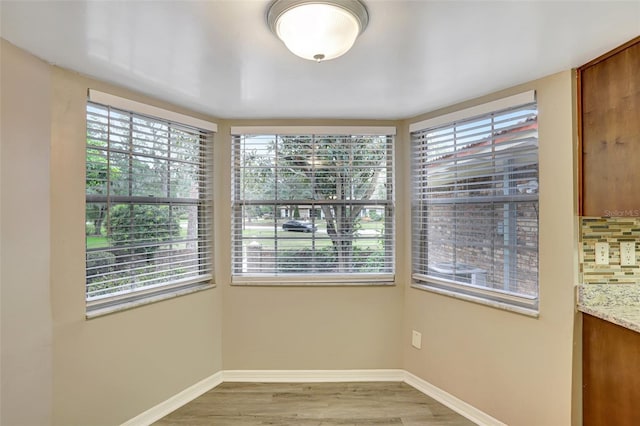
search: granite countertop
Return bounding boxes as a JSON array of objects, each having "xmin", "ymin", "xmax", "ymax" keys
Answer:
[{"xmin": 577, "ymin": 284, "xmax": 640, "ymax": 334}]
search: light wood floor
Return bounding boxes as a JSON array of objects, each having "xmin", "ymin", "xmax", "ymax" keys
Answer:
[{"xmin": 154, "ymin": 382, "xmax": 477, "ymax": 425}]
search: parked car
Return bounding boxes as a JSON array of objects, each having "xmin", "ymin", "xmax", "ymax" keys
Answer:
[{"xmin": 282, "ymin": 220, "xmax": 317, "ymax": 232}]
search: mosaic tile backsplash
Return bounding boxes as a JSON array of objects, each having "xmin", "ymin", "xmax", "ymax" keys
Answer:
[{"xmin": 580, "ymin": 217, "xmax": 640, "ymax": 284}]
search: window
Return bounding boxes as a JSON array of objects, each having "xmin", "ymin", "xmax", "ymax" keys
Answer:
[
  {"xmin": 410, "ymin": 92, "xmax": 539, "ymax": 311},
  {"xmin": 85, "ymin": 91, "xmax": 215, "ymax": 312},
  {"xmin": 231, "ymin": 127, "xmax": 395, "ymax": 284}
]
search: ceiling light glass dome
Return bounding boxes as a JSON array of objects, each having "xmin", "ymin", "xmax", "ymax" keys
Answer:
[{"xmin": 267, "ymin": 0, "xmax": 369, "ymax": 62}]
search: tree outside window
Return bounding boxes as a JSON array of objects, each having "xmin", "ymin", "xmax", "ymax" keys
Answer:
[{"xmin": 232, "ymin": 132, "xmax": 394, "ymax": 281}]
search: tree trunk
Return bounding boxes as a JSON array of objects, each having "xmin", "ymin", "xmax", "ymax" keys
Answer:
[
  {"xmin": 321, "ymin": 204, "xmax": 360, "ymax": 273},
  {"xmin": 93, "ymin": 206, "xmax": 106, "ymax": 236}
]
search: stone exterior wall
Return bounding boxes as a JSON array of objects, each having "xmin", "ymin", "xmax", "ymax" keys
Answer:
[{"xmin": 423, "ymin": 201, "xmax": 538, "ymax": 296}]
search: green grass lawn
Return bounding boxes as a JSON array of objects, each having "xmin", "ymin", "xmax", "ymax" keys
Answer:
[
  {"xmin": 241, "ymin": 221, "xmax": 384, "ymax": 250},
  {"xmin": 87, "ymin": 219, "xmax": 192, "ymax": 249},
  {"xmin": 86, "ymin": 219, "xmax": 385, "ymax": 250},
  {"xmin": 86, "ymin": 235, "xmax": 109, "ymax": 249}
]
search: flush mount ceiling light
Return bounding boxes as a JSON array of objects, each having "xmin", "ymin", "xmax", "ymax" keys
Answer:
[{"xmin": 267, "ymin": 0, "xmax": 369, "ymax": 62}]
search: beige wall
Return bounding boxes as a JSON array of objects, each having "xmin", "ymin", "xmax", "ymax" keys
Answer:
[
  {"xmin": 49, "ymin": 66, "xmax": 224, "ymax": 426},
  {"xmin": 2, "ymin": 38, "xmax": 581, "ymax": 426},
  {"xmin": 1, "ymin": 39, "xmax": 54, "ymax": 426},
  {"xmin": 402, "ymin": 71, "xmax": 579, "ymax": 426},
  {"xmin": 1, "ymin": 40, "xmax": 223, "ymax": 426},
  {"xmin": 218, "ymin": 120, "xmax": 405, "ymax": 370}
]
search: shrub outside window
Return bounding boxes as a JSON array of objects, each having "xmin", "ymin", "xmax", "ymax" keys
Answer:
[
  {"xmin": 231, "ymin": 128, "xmax": 395, "ymax": 284},
  {"xmin": 411, "ymin": 94, "xmax": 539, "ymax": 311}
]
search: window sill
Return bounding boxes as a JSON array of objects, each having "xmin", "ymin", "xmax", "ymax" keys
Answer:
[
  {"xmin": 410, "ymin": 282, "xmax": 539, "ymax": 318},
  {"xmin": 86, "ymin": 282, "xmax": 215, "ymax": 319},
  {"xmin": 232, "ymin": 273, "xmax": 395, "ymax": 287}
]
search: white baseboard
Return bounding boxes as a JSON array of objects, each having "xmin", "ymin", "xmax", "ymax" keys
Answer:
[
  {"xmin": 222, "ymin": 369, "xmax": 405, "ymax": 383},
  {"xmin": 403, "ymin": 371, "xmax": 506, "ymax": 426},
  {"xmin": 121, "ymin": 371, "xmax": 223, "ymax": 426},
  {"xmin": 123, "ymin": 369, "xmax": 503, "ymax": 426}
]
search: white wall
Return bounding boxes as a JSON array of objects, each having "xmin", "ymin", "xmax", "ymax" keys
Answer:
[
  {"xmin": 1, "ymin": 39, "xmax": 54, "ymax": 426},
  {"xmin": 402, "ymin": 71, "xmax": 579, "ymax": 426}
]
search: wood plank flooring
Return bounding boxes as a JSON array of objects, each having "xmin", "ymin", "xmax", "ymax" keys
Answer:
[{"xmin": 154, "ymin": 382, "xmax": 476, "ymax": 425}]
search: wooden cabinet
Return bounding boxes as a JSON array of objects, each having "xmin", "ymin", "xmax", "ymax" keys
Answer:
[
  {"xmin": 583, "ymin": 314, "xmax": 640, "ymax": 426},
  {"xmin": 578, "ymin": 37, "xmax": 640, "ymax": 216}
]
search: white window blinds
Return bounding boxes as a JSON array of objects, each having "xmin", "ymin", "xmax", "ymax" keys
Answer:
[
  {"xmin": 411, "ymin": 97, "xmax": 539, "ymax": 309},
  {"xmin": 85, "ymin": 101, "xmax": 214, "ymax": 304},
  {"xmin": 231, "ymin": 130, "xmax": 394, "ymax": 284}
]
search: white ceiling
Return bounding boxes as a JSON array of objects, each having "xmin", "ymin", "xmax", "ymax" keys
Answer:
[{"xmin": 1, "ymin": 1, "xmax": 639, "ymax": 120}]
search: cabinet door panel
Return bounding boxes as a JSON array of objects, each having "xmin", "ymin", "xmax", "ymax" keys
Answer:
[
  {"xmin": 581, "ymin": 39, "xmax": 640, "ymax": 216},
  {"xmin": 583, "ymin": 314, "xmax": 640, "ymax": 426}
]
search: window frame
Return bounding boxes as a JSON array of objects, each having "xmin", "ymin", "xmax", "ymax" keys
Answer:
[
  {"xmin": 410, "ymin": 92, "xmax": 539, "ymax": 315},
  {"xmin": 230, "ymin": 126, "xmax": 396, "ymax": 286},
  {"xmin": 84, "ymin": 91, "xmax": 216, "ymax": 316}
]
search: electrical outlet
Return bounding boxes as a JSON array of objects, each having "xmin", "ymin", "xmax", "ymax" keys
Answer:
[
  {"xmin": 595, "ymin": 242, "xmax": 609, "ymax": 265},
  {"xmin": 620, "ymin": 242, "xmax": 636, "ymax": 266},
  {"xmin": 411, "ymin": 330, "xmax": 422, "ymax": 349}
]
